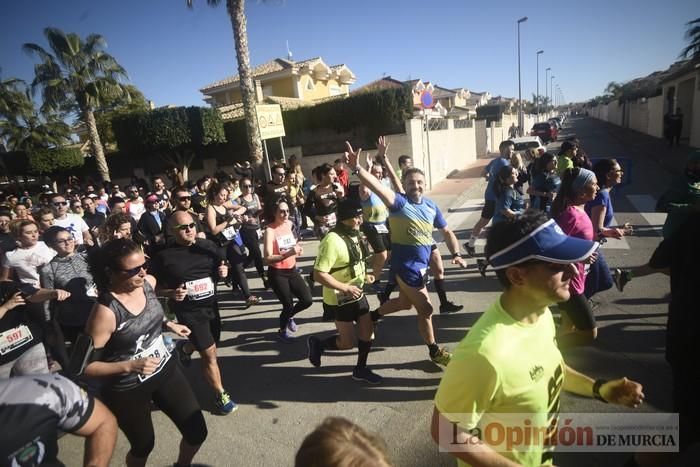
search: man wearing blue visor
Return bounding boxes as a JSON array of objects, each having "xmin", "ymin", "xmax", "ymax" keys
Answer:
[{"xmin": 431, "ymin": 210, "xmax": 645, "ymax": 466}]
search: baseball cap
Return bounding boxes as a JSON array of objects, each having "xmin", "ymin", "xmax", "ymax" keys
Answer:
[
  {"xmin": 336, "ymin": 199, "xmax": 363, "ymax": 221},
  {"xmin": 488, "ymin": 219, "xmax": 598, "ymax": 270}
]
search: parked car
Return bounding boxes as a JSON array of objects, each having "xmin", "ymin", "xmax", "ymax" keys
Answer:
[
  {"xmin": 508, "ymin": 136, "xmax": 546, "ymax": 156},
  {"xmin": 530, "ymin": 122, "xmax": 557, "ymax": 143}
]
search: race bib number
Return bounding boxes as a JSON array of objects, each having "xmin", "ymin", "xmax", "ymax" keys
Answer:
[
  {"xmin": 221, "ymin": 225, "xmax": 237, "ymax": 241},
  {"xmin": 276, "ymin": 233, "xmax": 296, "ymax": 252},
  {"xmin": 132, "ymin": 335, "xmax": 171, "ymax": 383},
  {"xmin": 0, "ymin": 325, "xmax": 33, "ymax": 356},
  {"xmin": 323, "ymin": 212, "xmax": 337, "ymax": 227},
  {"xmin": 186, "ymin": 277, "xmax": 215, "ymax": 301},
  {"xmin": 374, "ymin": 223, "xmax": 388, "ymax": 234}
]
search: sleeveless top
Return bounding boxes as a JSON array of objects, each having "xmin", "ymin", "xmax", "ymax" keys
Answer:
[
  {"xmin": 361, "ymin": 192, "xmax": 388, "ymax": 225},
  {"xmin": 209, "ymin": 205, "xmax": 242, "ymax": 246},
  {"xmin": 268, "ymin": 220, "xmax": 297, "ymax": 270},
  {"xmin": 238, "ymin": 194, "xmax": 261, "ymax": 230},
  {"xmin": 99, "ymin": 281, "xmax": 172, "ymax": 391}
]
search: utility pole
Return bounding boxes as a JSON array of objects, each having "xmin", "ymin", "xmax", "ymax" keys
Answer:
[
  {"xmin": 536, "ymin": 50, "xmax": 543, "ymax": 121},
  {"xmin": 517, "ymin": 16, "xmax": 528, "ymax": 135},
  {"xmin": 545, "ymin": 67, "xmax": 551, "ymax": 118}
]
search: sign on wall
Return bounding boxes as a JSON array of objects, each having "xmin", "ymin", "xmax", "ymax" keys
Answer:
[{"xmin": 255, "ymin": 104, "xmax": 286, "ymax": 140}]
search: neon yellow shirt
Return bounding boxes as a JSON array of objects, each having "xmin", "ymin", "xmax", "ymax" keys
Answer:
[
  {"xmin": 557, "ymin": 155, "xmax": 573, "ymax": 176},
  {"xmin": 434, "ymin": 296, "xmax": 564, "ymax": 466},
  {"xmin": 314, "ymin": 231, "xmax": 365, "ymax": 306}
]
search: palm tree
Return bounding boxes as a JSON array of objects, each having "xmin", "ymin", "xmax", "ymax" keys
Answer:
[
  {"xmin": 0, "ymin": 71, "xmax": 71, "ymax": 152},
  {"xmin": 23, "ymin": 28, "xmax": 132, "ymax": 181},
  {"xmin": 187, "ymin": 0, "xmax": 263, "ymax": 167},
  {"xmin": 604, "ymin": 81, "xmax": 623, "ymax": 99},
  {"xmin": 680, "ymin": 17, "xmax": 700, "ymax": 60}
]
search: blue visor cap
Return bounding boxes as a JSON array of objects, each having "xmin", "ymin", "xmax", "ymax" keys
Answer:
[{"xmin": 488, "ymin": 219, "xmax": 599, "ymax": 270}]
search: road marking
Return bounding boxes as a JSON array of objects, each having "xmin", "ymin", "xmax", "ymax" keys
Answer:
[{"xmin": 626, "ymin": 194, "xmax": 665, "ymax": 235}]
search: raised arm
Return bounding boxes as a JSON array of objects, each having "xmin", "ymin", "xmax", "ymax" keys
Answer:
[
  {"xmin": 345, "ymin": 141, "xmax": 396, "ymax": 207},
  {"xmin": 376, "ymin": 136, "xmax": 405, "ymax": 194}
]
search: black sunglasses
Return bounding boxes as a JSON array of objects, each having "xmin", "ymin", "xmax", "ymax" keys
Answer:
[
  {"xmin": 52, "ymin": 201, "xmax": 68, "ymax": 206},
  {"xmin": 174, "ymin": 222, "xmax": 196, "ymax": 231},
  {"xmin": 242, "ymin": 184, "xmax": 252, "ymax": 188},
  {"xmin": 177, "ymin": 196, "xmax": 191, "ymax": 201},
  {"xmin": 121, "ymin": 260, "xmax": 149, "ymax": 277}
]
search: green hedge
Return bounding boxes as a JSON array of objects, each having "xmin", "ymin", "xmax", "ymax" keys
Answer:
[{"xmin": 27, "ymin": 147, "xmax": 84, "ymax": 175}]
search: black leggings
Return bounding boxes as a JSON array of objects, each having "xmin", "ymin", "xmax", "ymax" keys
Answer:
[
  {"xmin": 101, "ymin": 363, "xmax": 207, "ymax": 459},
  {"xmin": 268, "ymin": 267, "xmax": 313, "ymax": 330},
  {"xmin": 224, "ymin": 242, "xmax": 252, "ymax": 298},
  {"xmin": 240, "ymin": 228, "xmax": 265, "ymax": 276}
]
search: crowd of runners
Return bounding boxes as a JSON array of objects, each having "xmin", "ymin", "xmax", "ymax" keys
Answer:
[{"xmin": 0, "ymin": 125, "xmax": 698, "ymax": 465}]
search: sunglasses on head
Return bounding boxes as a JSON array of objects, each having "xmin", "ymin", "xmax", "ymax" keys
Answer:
[
  {"xmin": 174, "ymin": 222, "xmax": 196, "ymax": 231},
  {"xmin": 121, "ymin": 260, "xmax": 149, "ymax": 277}
]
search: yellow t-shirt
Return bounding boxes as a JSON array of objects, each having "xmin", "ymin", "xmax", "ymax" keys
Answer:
[
  {"xmin": 314, "ymin": 231, "xmax": 365, "ymax": 306},
  {"xmin": 434, "ymin": 296, "xmax": 564, "ymax": 466},
  {"xmin": 557, "ymin": 155, "xmax": 573, "ymax": 176}
]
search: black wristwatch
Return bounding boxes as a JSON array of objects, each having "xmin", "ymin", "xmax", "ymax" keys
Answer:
[
  {"xmin": 452, "ymin": 252, "xmax": 462, "ymax": 259},
  {"xmin": 592, "ymin": 379, "xmax": 608, "ymax": 403},
  {"xmin": 351, "ymin": 167, "xmax": 361, "ymax": 176}
]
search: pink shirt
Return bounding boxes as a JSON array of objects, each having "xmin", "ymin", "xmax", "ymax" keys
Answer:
[
  {"xmin": 555, "ymin": 205, "xmax": 594, "ymax": 295},
  {"xmin": 268, "ymin": 220, "xmax": 297, "ymax": 270}
]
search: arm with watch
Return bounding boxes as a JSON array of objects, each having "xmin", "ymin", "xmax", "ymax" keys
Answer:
[{"xmin": 563, "ymin": 363, "xmax": 644, "ymax": 407}]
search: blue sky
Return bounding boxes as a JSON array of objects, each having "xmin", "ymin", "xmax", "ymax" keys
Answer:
[{"xmin": 1, "ymin": 0, "xmax": 698, "ymax": 107}]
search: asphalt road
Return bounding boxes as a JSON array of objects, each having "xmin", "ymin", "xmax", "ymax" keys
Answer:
[{"xmin": 59, "ymin": 116, "xmax": 680, "ymax": 466}]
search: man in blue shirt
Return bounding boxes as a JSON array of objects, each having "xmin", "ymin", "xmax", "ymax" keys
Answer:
[
  {"xmin": 344, "ymin": 142, "xmax": 466, "ymax": 366},
  {"xmin": 464, "ymin": 140, "xmax": 514, "ymax": 256}
]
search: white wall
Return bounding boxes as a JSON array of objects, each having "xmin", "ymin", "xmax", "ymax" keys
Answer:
[{"xmin": 647, "ymin": 95, "xmax": 664, "ymax": 139}]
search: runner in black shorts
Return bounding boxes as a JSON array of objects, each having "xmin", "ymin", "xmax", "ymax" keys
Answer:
[
  {"xmin": 152, "ymin": 210, "xmax": 236, "ymax": 414},
  {"xmin": 307, "ymin": 200, "xmax": 381, "ymax": 384},
  {"xmin": 84, "ymin": 239, "xmax": 208, "ymax": 467}
]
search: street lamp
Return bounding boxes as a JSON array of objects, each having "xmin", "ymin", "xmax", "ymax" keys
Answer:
[
  {"xmin": 517, "ymin": 16, "xmax": 528, "ymax": 135},
  {"xmin": 536, "ymin": 50, "xmax": 543, "ymax": 121},
  {"xmin": 550, "ymin": 75, "xmax": 555, "ymax": 112},
  {"xmin": 545, "ymin": 67, "xmax": 551, "ymax": 117}
]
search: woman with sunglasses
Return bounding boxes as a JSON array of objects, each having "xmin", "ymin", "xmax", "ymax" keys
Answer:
[
  {"xmin": 205, "ymin": 182, "xmax": 261, "ymax": 307},
  {"xmin": 528, "ymin": 152, "xmax": 560, "ymax": 214},
  {"xmin": 551, "ymin": 168, "xmax": 600, "ymax": 349},
  {"xmin": 237, "ymin": 178, "xmax": 268, "ymax": 288},
  {"xmin": 584, "ymin": 159, "xmax": 632, "ymax": 298},
  {"xmin": 263, "ymin": 198, "xmax": 312, "ymax": 342},
  {"xmin": 39, "ymin": 226, "xmax": 97, "ymax": 369},
  {"xmin": 84, "ymin": 238, "xmax": 208, "ymax": 467}
]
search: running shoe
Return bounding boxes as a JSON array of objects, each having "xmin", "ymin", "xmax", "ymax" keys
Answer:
[
  {"xmin": 352, "ymin": 367, "xmax": 383, "ymax": 385},
  {"xmin": 287, "ymin": 318, "xmax": 298, "ymax": 333},
  {"xmin": 613, "ymin": 268, "xmax": 631, "ymax": 292},
  {"xmin": 439, "ymin": 301, "xmax": 463, "ymax": 314},
  {"xmin": 174, "ymin": 340, "xmax": 192, "ymax": 367},
  {"xmin": 262, "ymin": 274, "xmax": 270, "ymax": 290},
  {"xmin": 278, "ymin": 329, "xmax": 294, "ymax": 343},
  {"xmin": 215, "ymin": 391, "xmax": 238, "ymax": 415},
  {"xmin": 377, "ymin": 290, "xmax": 390, "ymax": 305},
  {"xmin": 477, "ymin": 259, "xmax": 488, "ymax": 277},
  {"xmin": 244, "ymin": 295, "xmax": 262, "ymax": 308},
  {"xmin": 430, "ymin": 347, "xmax": 452, "ymax": 366},
  {"xmin": 307, "ymin": 336, "xmax": 322, "ymax": 367},
  {"xmin": 463, "ymin": 242, "xmax": 476, "ymax": 257}
]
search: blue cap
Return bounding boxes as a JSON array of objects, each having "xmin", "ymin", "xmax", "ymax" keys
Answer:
[{"xmin": 488, "ymin": 219, "xmax": 598, "ymax": 270}]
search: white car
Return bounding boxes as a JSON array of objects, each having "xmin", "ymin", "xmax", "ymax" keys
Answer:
[{"xmin": 508, "ymin": 136, "xmax": 546, "ymax": 157}]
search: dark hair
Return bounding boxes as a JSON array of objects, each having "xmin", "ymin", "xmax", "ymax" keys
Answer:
[
  {"xmin": 295, "ymin": 417, "xmax": 393, "ymax": 467},
  {"xmin": 398, "ymin": 155, "xmax": 411, "ymax": 167},
  {"xmin": 317, "ymin": 163, "xmax": 334, "ymax": 178},
  {"xmin": 532, "ymin": 152, "xmax": 556, "ymax": 176},
  {"xmin": 104, "ymin": 213, "xmax": 132, "ymax": 237},
  {"xmin": 493, "ymin": 165, "xmax": 515, "ymax": 198},
  {"xmin": 0, "ymin": 210, "xmax": 12, "ymax": 219},
  {"xmin": 263, "ymin": 194, "xmax": 290, "ymax": 224},
  {"xmin": 206, "ymin": 182, "xmax": 229, "ymax": 203},
  {"xmin": 558, "ymin": 140, "xmax": 577, "ymax": 156},
  {"xmin": 36, "ymin": 206, "xmax": 53, "ymax": 219},
  {"xmin": 88, "ymin": 238, "xmax": 143, "ymax": 292},
  {"xmin": 401, "ymin": 167, "xmax": 425, "ymax": 183},
  {"xmin": 551, "ymin": 168, "xmax": 585, "ymax": 217},
  {"xmin": 172, "ymin": 186, "xmax": 189, "ymax": 199},
  {"xmin": 485, "ymin": 209, "xmax": 549, "ymax": 288},
  {"xmin": 108, "ymin": 196, "xmax": 125, "ymax": 209},
  {"xmin": 10, "ymin": 219, "xmax": 37, "ymax": 239},
  {"xmin": 48, "ymin": 193, "xmax": 65, "ymax": 203},
  {"xmin": 499, "ymin": 140, "xmax": 515, "ymax": 152},
  {"xmin": 272, "ymin": 164, "xmax": 286, "ymax": 174},
  {"xmin": 43, "ymin": 226, "xmax": 70, "ymax": 248},
  {"xmin": 592, "ymin": 159, "xmax": 619, "ymax": 189}
]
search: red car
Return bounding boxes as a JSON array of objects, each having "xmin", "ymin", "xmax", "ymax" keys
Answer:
[{"xmin": 530, "ymin": 122, "xmax": 557, "ymax": 143}]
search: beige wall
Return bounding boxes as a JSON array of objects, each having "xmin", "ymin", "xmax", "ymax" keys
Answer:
[
  {"xmin": 299, "ymin": 75, "xmax": 348, "ymax": 101},
  {"xmin": 647, "ymin": 95, "xmax": 664, "ymax": 138},
  {"xmin": 265, "ymin": 77, "xmax": 296, "ymax": 98}
]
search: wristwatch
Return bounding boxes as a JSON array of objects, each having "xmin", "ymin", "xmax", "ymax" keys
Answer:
[
  {"xmin": 592, "ymin": 379, "xmax": 608, "ymax": 403},
  {"xmin": 452, "ymin": 252, "xmax": 462, "ymax": 259},
  {"xmin": 351, "ymin": 167, "xmax": 361, "ymax": 176}
]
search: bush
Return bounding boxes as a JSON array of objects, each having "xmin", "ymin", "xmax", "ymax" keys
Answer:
[{"xmin": 27, "ymin": 147, "xmax": 84, "ymax": 175}]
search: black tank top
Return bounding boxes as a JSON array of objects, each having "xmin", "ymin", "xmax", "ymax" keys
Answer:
[
  {"xmin": 99, "ymin": 281, "xmax": 172, "ymax": 391},
  {"xmin": 238, "ymin": 194, "xmax": 261, "ymax": 229}
]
